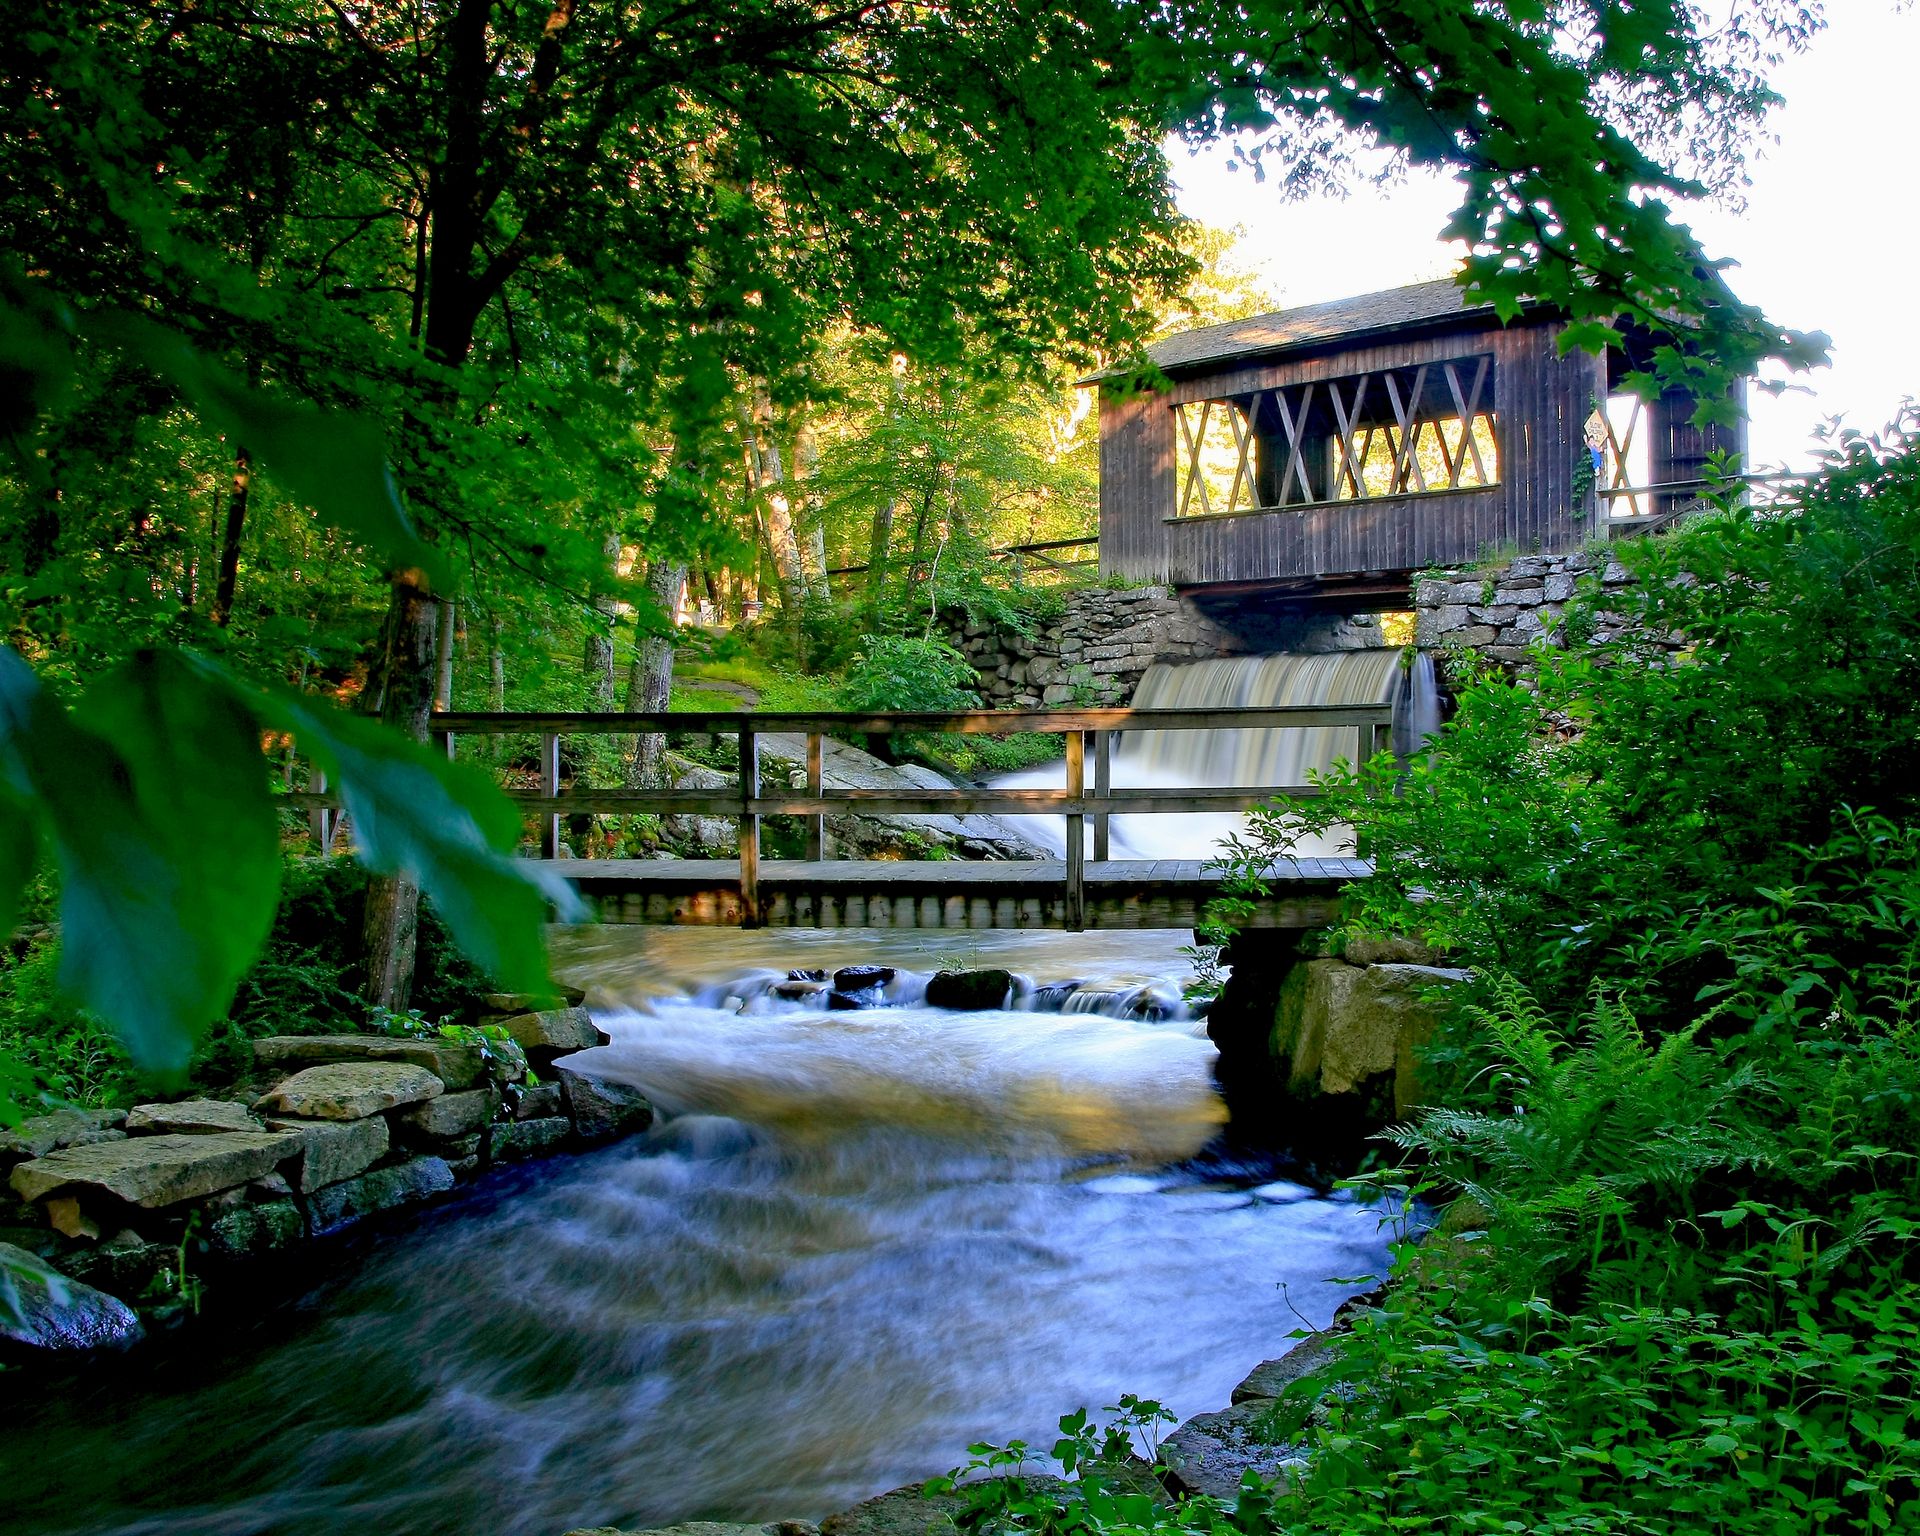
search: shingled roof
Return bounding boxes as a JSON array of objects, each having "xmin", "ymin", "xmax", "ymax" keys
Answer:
[{"xmin": 1142, "ymin": 277, "xmax": 1500, "ymax": 375}]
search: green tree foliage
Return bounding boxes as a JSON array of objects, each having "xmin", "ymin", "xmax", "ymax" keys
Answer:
[{"xmin": 0, "ymin": 0, "xmax": 1834, "ymax": 1079}]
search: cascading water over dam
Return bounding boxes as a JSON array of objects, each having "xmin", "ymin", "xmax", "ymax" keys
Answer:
[{"xmin": 994, "ymin": 646, "xmax": 1441, "ymax": 859}]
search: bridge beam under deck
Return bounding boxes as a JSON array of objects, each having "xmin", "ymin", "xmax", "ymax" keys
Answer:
[{"xmin": 561, "ymin": 857, "xmax": 1365, "ymax": 931}]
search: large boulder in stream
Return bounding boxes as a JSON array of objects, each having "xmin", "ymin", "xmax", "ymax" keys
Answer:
[
  {"xmin": 0, "ymin": 1241, "xmax": 142, "ymax": 1358},
  {"xmin": 924, "ymin": 968, "xmax": 1014, "ymax": 1010},
  {"xmin": 558, "ymin": 1069, "xmax": 655, "ymax": 1144}
]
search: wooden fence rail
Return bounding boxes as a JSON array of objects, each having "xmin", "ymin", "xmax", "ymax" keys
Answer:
[{"xmin": 287, "ymin": 704, "xmax": 1393, "ymax": 929}]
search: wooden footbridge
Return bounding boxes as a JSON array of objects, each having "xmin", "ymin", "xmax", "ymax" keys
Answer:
[{"xmin": 304, "ymin": 706, "xmax": 1388, "ymax": 931}]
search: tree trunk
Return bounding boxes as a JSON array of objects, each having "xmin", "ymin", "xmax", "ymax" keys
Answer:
[
  {"xmin": 740, "ymin": 385, "xmax": 807, "ymax": 608},
  {"xmin": 585, "ymin": 530, "xmax": 620, "ymax": 709},
  {"xmin": 210, "ymin": 445, "xmax": 251, "ymax": 627},
  {"xmin": 489, "ymin": 611, "xmax": 506, "ymax": 760},
  {"xmin": 794, "ymin": 418, "xmax": 829, "ymax": 601},
  {"xmin": 433, "ymin": 596, "xmax": 458, "ymax": 710},
  {"xmin": 360, "ymin": 578, "xmax": 439, "ymax": 1011},
  {"xmin": 624, "ymin": 560, "xmax": 685, "ymax": 789}
]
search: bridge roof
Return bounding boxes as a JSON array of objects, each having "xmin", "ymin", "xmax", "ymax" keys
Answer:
[{"xmin": 1139, "ymin": 277, "xmax": 1509, "ymax": 377}]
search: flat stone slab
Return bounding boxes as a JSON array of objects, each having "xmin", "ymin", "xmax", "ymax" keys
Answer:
[
  {"xmin": 125, "ymin": 1099, "xmax": 262, "ymax": 1136},
  {"xmin": 494, "ymin": 1006, "xmax": 607, "ymax": 1056},
  {"xmin": 1231, "ymin": 1333, "xmax": 1343, "ymax": 1402},
  {"xmin": 1160, "ymin": 1400, "xmax": 1308, "ymax": 1501},
  {"xmin": 254, "ymin": 1062, "xmax": 443, "ymax": 1121},
  {"xmin": 822, "ymin": 1480, "xmax": 1064, "ymax": 1536},
  {"xmin": 493, "ymin": 1116, "xmax": 571, "ymax": 1161},
  {"xmin": 252, "ymin": 1035, "xmax": 487, "ymax": 1091},
  {"xmin": 266, "ymin": 1115, "xmax": 389, "ymax": 1192},
  {"xmin": 9, "ymin": 1132, "xmax": 301, "ymax": 1208},
  {"xmin": 307, "ymin": 1156, "xmax": 453, "ymax": 1233},
  {"xmin": 0, "ymin": 1108, "xmax": 126, "ymax": 1163},
  {"xmin": 0, "ymin": 1241, "xmax": 142, "ymax": 1354},
  {"xmin": 563, "ymin": 1524, "xmax": 817, "ymax": 1536},
  {"xmin": 398, "ymin": 1089, "xmax": 497, "ymax": 1141}
]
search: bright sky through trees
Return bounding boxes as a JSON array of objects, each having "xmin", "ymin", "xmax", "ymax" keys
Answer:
[{"xmin": 1171, "ymin": 3, "xmax": 1920, "ymax": 473}]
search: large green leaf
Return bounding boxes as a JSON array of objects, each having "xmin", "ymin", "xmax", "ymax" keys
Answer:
[
  {"xmin": 0, "ymin": 651, "xmax": 282, "ymax": 1080},
  {"xmin": 237, "ymin": 673, "xmax": 573, "ymax": 993}
]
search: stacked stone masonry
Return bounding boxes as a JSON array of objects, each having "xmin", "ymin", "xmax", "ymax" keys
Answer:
[
  {"xmin": 949, "ymin": 587, "xmax": 1393, "ymax": 707},
  {"xmin": 1, "ymin": 997, "xmax": 653, "ymax": 1358},
  {"xmin": 1412, "ymin": 549, "xmax": 1664, "ymax": 669}
]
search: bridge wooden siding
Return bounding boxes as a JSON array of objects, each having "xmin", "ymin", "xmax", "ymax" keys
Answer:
[{"xmin": 298, "ymin": 705, "xmax": 1389, "ymax": 931}]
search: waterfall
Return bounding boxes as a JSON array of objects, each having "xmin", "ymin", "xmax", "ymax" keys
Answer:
[
  {"xmin": 993, "ymin": 647, "xmax": 1418, "ymax": 860},
  {"xmin": 1121, "ymin": 648, "xmax": 1404, "ymax": 787},
  {"xmin": 1390, "ymin": 650, "xmax": 1442, "ymax": 759}
]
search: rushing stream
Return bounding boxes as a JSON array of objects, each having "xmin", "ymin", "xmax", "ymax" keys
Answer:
[{"xmin": 4, "ymin": 927, "xmax": 1395, "ymax": 1536}]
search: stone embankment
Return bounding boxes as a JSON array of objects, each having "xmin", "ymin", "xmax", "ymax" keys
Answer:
[
  {"xmin": 949, "ymin": 587, "xmax": 1392, "ymax": 708},
  {"xmin": 1204, "ymin": 932, "xmax": 1466, "ymax": 1171},
  {"xmin": 1413, "ymin": 548, "xmax": 1675, "ymax": 671},
  {"xmin": 1, "ymin": 993, "xmax": 651, "ymax": 1361}
]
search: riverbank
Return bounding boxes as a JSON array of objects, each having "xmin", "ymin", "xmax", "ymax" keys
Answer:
[{"xmin": 2, "ymin": 994, "xmax": 653, "ymax": 1358}]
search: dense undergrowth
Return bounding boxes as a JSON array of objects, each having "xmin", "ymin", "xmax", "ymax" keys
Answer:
[
  {"xmin": 946, "ymin": 429, "xmax": 1920, "ymax": 1533},
  {"xmin": 0, "ymin": 857, "xmax": 493, "ymax": 1114}
]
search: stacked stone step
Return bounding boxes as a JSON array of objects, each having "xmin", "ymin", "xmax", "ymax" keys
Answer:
[{"xmin": 1, "ymin": 992, "xmax": 652, "ymax": 1359}]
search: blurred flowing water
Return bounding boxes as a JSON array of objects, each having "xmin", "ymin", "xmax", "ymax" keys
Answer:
[
  {"xmin": 990, "ymin": 649, "xmax": 1410, "ymax": 858},
  {"xmin": 3, "ymin": 927, "xmax": 1393, "ymax": 1536}
]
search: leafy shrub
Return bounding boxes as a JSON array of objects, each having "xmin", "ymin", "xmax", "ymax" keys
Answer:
[{"xmin": 836, "ymin": 634, "xmax": 981, "ymax": 713}]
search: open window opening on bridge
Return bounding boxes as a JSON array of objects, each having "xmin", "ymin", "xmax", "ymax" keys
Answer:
[{"xmin": 1172, "ymin": 355, "xmax": 1500, "ymax": 518}]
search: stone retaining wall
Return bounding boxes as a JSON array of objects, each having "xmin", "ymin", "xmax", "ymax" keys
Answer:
[
  {"xmin": 1, "ymin": 995, "xmax": 652, "ymax": 1358},
  {"xmin": 1413, "ymin": 547, "xmax": 1671, "ymax": 671},
  {"xmin": 949, "ymin": 587, "xmax": 1394, "ymax": 708}
]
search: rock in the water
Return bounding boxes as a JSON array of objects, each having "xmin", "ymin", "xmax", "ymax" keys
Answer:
[
  {"xmin": 1160, "ymin": 1400, "xmax": 1307, "ymax": 1501},
  {"xmin": 833, "ymin": 965, "xmax": 894, "ymax": 993},
  {"xmin": 254, "ymin": 1062, "xmax": 443, "ymax": 1121},
  {"xmin": 252, "ymin": 1035, "xmax": 488, "ymax": 1091},
  {"xmin": 398, "ymin": 1089, "xmax": 497, "ymax": 1142},
  {"xmin": 10, "ymin": 1132, "xmax": 301, "ymax": 1208},
  {"xmin": 1230, "ymin": 1332, "xmax": 1342, "ymax": 1402},
  {"xmin": 0, "ymin": 1108, "xmax": 127, "ymax": 1165},
  {"xmin": 772, "ymin": 979, "xmax": 830, "ymax": 1003},
  {"xmin": 822, "ymin": 1481, "xmax": 1062, "ymax": 1536},
  {"xmin": 1285, "ymin": 962, "xmax": 1468, "ymax": 1115},
  {"xmin": 923, "ymin": 968, "xmax": 1014, "ymax": 1010},
  {"xmin": 125, "ymin": 1099, "xmax": 262, "ymax": 1136},
  {"xmin": 786, "ymin": 968, "xmax": 829, "ymax": 983},
  {"xmin": 266, "ymin": 1115, "xmax": 389, "ymax": 1192},
  {"xmin": 492, "ymin": 1116, "xmax": 571, "ymax": 1161},
  {"xmin": 564, "ymin": 1525, "xmax": 816, "ymax": 1536},
  {"xmin": 207, "ymin": 1200, "xmax": 305, "ymax": 1260},
  {"xmin": 558, "ymin": 1069, "xmax": 654, "ymax": 1144},
  {"xmin": 494, "ymin": 1006, "xmax": 609, "ymax": 1061},
  {"xmin": 0, "ymin": 1241, "xmax": 142, "ymax": 1355},
  {"xmin": 307, "ymin": 1157, "xmax": 454, "ymax": 1233}
]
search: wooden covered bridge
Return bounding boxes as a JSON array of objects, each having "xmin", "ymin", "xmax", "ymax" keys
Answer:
[{"xmin": 1095, "ymin": 278, "xmax": 1746, "ymax": 608}]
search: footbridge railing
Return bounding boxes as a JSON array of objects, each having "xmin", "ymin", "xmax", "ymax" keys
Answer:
[{"xmin": 294, "ymin": 705, "xmax": 1392, "ymax": 929}]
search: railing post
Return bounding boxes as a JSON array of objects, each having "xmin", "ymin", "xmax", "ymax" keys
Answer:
[
  {"xmin": 804, "ymin": 731, "xmax": 825, "ymax": 861},
  {"xmin": 1356, "ymin": 722, "xmax": 1373, "ymax": 768},
  {"xmin": 431, "ymin": 728, "xmax": 455, "ymax": 761},
  {"xmin": 738, "ymin": 726, "xmax": 761, "ymax": 926},
  {"xmin": 309, "ymin": 764, "xmax": 333, "ymax": 853},
  {"xmin": 1064, "ymin": 728, "xmax": 1085, "ymax": 931},
  {"xmin": 540, "ymin": 732, "xmax": 561, "ymax": 859},
  {"xmin": 1091, "ymin": 728, "xmax": 1111, "ymax": 862}
]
